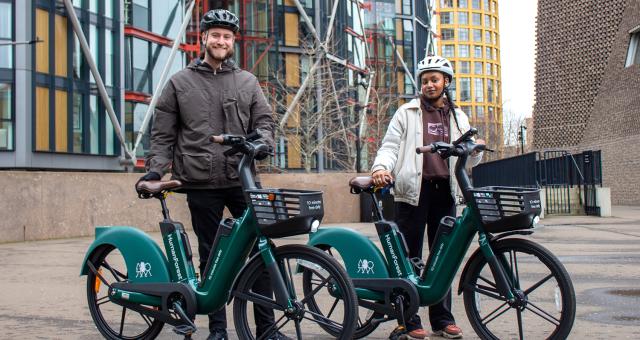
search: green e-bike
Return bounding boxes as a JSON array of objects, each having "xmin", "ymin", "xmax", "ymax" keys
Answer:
[
  {"xmin": 80, "ymin": 133, "xmax": 358, "ymax": 339},
  {"xmin": 305, "ymin": 128, "xmax": 576, "ymax": 339}
]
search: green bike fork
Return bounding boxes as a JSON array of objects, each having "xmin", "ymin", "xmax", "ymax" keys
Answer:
[
  {"xmin": 477, "ymin": 232, "xmax": 516, "ymax": 301},
  {"xmin": 258, "ymin": 237, "xmax": 293, "ymax": 309}
]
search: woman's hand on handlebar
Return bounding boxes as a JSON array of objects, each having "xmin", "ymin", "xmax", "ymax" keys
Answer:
[{"xmin": 372, "ymin": 169, "xmax": 394, "ymax": 187}]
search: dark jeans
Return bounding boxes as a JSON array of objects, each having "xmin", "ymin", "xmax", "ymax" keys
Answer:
[
  {"xmin": 394, "ymin": 178, "xmax": 456, "ymax": 332},
  {"xmin": 186, "ymin": 187, "xmax": 275, "ymax": 334}
]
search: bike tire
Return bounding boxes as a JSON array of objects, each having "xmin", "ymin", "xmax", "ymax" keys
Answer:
[
  {"xmin": 86, "ymin": 245, "xmax": 165, "ymax": 340},
  {"xmin": 232, "ymin": 244, "xmax": 358, "ymax": 340},
  {"xmin": 462, "ymin": 238, "xmax": 576, "ymax": 340},
  {"xmin": 302, "ymin": 245, "xmax": 384, "ymax": 339}
]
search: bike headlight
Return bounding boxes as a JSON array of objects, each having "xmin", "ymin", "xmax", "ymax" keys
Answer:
[{"xmin": 310, "ymin": 220, "xmax": 320, "ymax": 233}]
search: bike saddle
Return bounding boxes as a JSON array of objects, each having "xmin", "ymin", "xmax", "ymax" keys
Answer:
[
  {"xmin": 349, "ymin": 176, "xmax": 374, "ymax": 194},
  {"xmin": 136, "ymin": 180, "xmax": 182, "ymax": 195}
]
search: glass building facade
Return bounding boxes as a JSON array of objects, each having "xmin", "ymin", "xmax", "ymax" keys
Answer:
[{"xmin": 0, "ymin": 0, "xmax": 431, "ymax": 171}]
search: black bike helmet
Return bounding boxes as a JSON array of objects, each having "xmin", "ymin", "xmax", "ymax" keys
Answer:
[{"xmin": 200, "ymin": 9, "xmax": 240, "ymax": 33}]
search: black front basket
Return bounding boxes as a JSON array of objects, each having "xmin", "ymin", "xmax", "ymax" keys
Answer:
[
  {"xmin": 469, "ymin": 186, "xmax": 542, "ymax": 233},
  {"xmin": 246, "ymin": 188, "xmax": 324, "ymax": 238}
]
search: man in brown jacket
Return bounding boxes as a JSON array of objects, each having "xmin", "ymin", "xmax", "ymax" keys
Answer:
[{"xmin": 141, "ymin": 9, "xmax": 285, "ymax": 340}]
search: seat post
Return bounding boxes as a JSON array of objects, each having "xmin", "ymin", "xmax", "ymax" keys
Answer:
[
  {"xmin": 371, "ymin": 193, "xmax": 385, "ymax": 221},
  {"xmin": 158, "ymin": 194, "xmax": 171, "ymax": 221}
]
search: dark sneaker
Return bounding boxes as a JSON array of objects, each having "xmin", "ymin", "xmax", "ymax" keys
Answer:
[
  {"xmin": 433, "ymin": 324, "xmax": 463, "ymax": 339},
  {"xmin": 206, "ymin": 329, "xmax": 228, "ymax": 340},
  {"xmin": 264, "ymin": 331, "xmax": 292, "ymax": 340}
]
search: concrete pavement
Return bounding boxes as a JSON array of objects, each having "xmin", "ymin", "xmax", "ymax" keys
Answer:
[{"xmin": 1, "ymin": 207, "xmax": 640, "ymax": 339}]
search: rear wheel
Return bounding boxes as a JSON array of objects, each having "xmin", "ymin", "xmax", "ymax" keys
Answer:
[
  {"xmin": 86, "ymin": 245, "xmax": 164, "ymax": 340},
  {"xmin": 233, "ymin": 244, "xmax": 358, "ymax": 340},
  {"xmin": 462, "ymin": 238, "xmax": 575, "ymax": 340}
]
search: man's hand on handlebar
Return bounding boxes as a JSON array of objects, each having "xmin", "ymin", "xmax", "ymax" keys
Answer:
[{"xmin": 372, "ymin": 169, "xmax": 394, "ymax": 187}]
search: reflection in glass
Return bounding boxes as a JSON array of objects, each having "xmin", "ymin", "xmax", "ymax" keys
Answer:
[
  {"xmin": 0, "ymin": 84, "xmax": 12, "ymax": 150},
  {"xmin": 90, "ymin": 95, "xmax": 99, "ymax": 154},
  {"xmin": 151, "ymin": 0, "xmax": 181, "ymax": 37},
  {"xmin": 73, "ymin": 92, "xmax": 83, "ymax": 153}
]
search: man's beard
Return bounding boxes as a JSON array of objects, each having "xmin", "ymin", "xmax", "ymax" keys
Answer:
[{"xmin": 206, "ymin": 45, "xmax": 234, "ymax": 62}]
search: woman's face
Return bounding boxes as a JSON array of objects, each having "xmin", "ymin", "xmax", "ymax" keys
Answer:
[{"xmin": 420, "ymin": 71, "xmax": 449, "ymax": 100}]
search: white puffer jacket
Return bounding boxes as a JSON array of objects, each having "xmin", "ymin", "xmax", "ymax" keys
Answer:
[{"xmin": 371, "ymin": 98, "xmax": 483, "ymax": 206}]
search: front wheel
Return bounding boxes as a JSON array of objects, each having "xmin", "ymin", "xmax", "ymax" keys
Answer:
[
  {"xmin": 462, "ymin": 238, "xmax": 575, "ymax": 340},
  {"xmin": 233, "ymin": 244, "xmax": 358, "ymax": 340},
  {"xmin": 86, "ymin": 245, "xmax": 164, "ymax": 340}
]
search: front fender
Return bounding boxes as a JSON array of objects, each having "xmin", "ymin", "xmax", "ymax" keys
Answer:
[
  {"xmin": 80, "ymin": 226, "xmax": 171, "ymax": 283},
  {"xmin": 308, "ymin": 227, "xmax": 389, "ymax": 278}
]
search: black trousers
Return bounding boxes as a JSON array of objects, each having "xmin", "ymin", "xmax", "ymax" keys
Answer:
[
  {"xmin": 394, "ymin": 178, "xmax": 456, "ymax": 332},
  {"xmin": 186, "ymin": 187, "xmax": 275, "ymax": 334}
]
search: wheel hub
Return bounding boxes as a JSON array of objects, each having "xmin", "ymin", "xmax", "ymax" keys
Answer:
[
  {"xmin": 508, "ymin": 289, "xmax": 528, "ymax": 310},
  {"xmin": 284, "ymin": 301, "xmax": 305, "ymax": 320}
]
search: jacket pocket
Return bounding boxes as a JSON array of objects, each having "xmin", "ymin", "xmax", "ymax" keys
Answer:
[
  {"xmin": 176, "ymin": 153, "xmax": 213, "ymax": 182},
  {"xmin": 223, "ymin": 92, "xmax": 248, "ymax": 133}
]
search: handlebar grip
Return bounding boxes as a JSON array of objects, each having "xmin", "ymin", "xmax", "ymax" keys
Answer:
[
  {"xmin": 210, "ymin": 135, "xmax": 225, "ymax": 144},
  {"xmin": 416, "ymin": 145, "xmax": 434, "ymax": 154}
]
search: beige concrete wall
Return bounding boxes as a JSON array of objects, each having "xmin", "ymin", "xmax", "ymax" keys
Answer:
[{"xmin": 0, "ymin": 171, "xmax": 362, "ymax": 243}]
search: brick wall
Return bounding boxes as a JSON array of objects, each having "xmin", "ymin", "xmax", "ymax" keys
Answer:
[{"xmin": 534, "ymin": 0, "xmax": 640, "ymax": 204}]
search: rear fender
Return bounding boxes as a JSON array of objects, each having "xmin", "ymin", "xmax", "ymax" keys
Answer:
[
  {"xmin": 308, "ymin": 227, "xmax": 389, "ymax": 278},
  {"xmin": 80, "ymin": 226, "xmax": 171, "ymax": 283}
]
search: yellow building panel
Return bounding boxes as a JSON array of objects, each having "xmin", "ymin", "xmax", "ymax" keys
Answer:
[
  {"xmin": 285, "ymin": 53, "xmax": 300, "ymax": 87},
  {"xmin": 55, "ymin": 90, "xmax": 68, "ymax": 152},
  {"xmin": 286, "ymin": 93, "xmax": 300, "ymax": 128},
  {"xmin": 55, "ymin": 15, "xmax": 68, "ymax": 77},
  {"xmin": 284, "ymin": 13, "xmax": 299, "ymax": 47},
  {"xmin": 35, "ymin": 87, "xmax": 49, "ymax": 151},
  {"xmin": 35, "ymin": 9, "xmax": 49, "ymax": 74},
  {"xmin": 286, "ymin": 134, "xmax": 301, "ymax": 168},
  {"xmin": 397, "ymin": 72, "xmax": 405, "ymax": 95}
]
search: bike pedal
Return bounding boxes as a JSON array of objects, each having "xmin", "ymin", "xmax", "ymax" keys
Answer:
[{"xmin": 173, "ymin": 324, "xmax": 197, "ymax": 336}]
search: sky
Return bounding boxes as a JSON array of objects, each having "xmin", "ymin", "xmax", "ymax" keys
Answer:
[{"xmin": 498, "ymin": 0, "xmax": 538, "ymax": 119}]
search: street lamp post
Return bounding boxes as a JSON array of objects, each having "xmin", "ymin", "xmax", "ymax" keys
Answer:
[{"xmin": 519, "ymin": 125, "xmax": 527, "ymax": 154}]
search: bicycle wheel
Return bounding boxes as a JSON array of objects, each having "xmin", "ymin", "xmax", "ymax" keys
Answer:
[
  {"xmin": 233, "ymin": 244, "xmax": 358, "ymax": 340},
  {"xmin": 462, "ymin": 238, "xmax": 575, "ymax": 340},
  {"xmin": 86, "ymin": 245, "xmax": 164, "ymax": 340},
  {"xmin": 302, "ymin": 245, "xmax": 384, "ymax": 339}
]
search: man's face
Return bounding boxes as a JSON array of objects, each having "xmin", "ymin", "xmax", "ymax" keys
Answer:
[
  {"xmin": 201, "ymin": 27, "xmax": 235, "ymax": 62},
  {"xmin": 420, "ymin": 71, "xmax": 449, "ymax": 100}
]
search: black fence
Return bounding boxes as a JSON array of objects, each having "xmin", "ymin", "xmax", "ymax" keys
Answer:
[{"xmin": 473, "ymin": 150, "xmax": 602, "ymax": 188}]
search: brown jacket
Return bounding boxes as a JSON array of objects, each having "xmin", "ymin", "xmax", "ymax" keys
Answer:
[{"xmin": 146, "ymin": 59, "xmax": 274, "ymax": 189}]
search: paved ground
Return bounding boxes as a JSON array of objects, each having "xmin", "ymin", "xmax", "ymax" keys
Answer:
[{"xmin": 1, "ymin": 206, "xmax": 640, "ymax": 339}]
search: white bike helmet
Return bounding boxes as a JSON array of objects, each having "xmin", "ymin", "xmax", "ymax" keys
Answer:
[{"xmin": 416, "ymin": 56, "xmax": 454, "ymax": 82}]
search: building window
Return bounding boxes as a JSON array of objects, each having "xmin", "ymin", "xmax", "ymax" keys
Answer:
[
  {"xmin": 483, "ymin": 0, "xmax": 489, "ymax": 9},
  {"xmin": 476, "ymin": 105, "xmax": 485, "ymax": 119},
  {"xmin": 472, "ymin": 13, "xmax": 481, "ymax": 26},
  {"xmin": 474, "ymin": 78, "xmax": 484, "ymax": 102},
  {"xmin": 461, "ymin": 105, "xmax": 472, "ymax": 118},
  {"xmin": 0, "ymin": 2, "xmax": 12, "ymax": 68},
  {"xmin": 458, "ymin": 12, "xmax": 468, "ymax": 25},
  {"xmin": 488, "ymin": 106, "xmax": 495, "ymax": 120},
  {"xmin": 484, "ymin": 14, "xmax": 491, "ymax": 28},
  {"xmin": 441, "ymin": 28, "xmax": 455, "ymax": 40},
  {"xmin": 474, "ymin": 45, "xmax": 483, "ymax": 58},
  {"xmin": 441, "ymin": 0, "xmax": 454, "ymax": 7},
  {"xmin": 458, "ymin": 28, "xmax": 469, "ymax": 41},
  {"xmin": 625, "ymin": 27, "xmax": 640, "ymax": 67},
  {"xmin": 486, "ymin": 62, "xmax": 492, "ymax": 75},
  {"xmin": 486, "ymin": 47, "xmax": 492, "ymax": 59},
  {"xmin": 0, "ymin": 84, "xmax": 11, "ymax": 150},
  {"xmin": 485, "ymin": 31, "xmax": 491, "ymax": 44},
  {"xmin": 487, "ymin": 79, "xmax": 494, "ymax": 103},
  {"xmin": 458, "ymin": 44, "xmax": 470, "ymax": 57},
  {"xmin": 457, "ymin": 0, "xmax": 468, "ymax": 8},
  {"xmin": 472, "ymin": 0, "xmax": 481, "ymax": 9},
  {"xmin": 459, "ymin": 77, "xmax": 471, "ymax": 102},
  {"xmin": 125, "ymin": 101, "xmax": 151, "ymax": 157},
  {"xmin": 474, "ymin": 61, "xmax": 483, "ymax": 74},
  {"xmin": 440, "ymin": 12, "xmax": 453, "ymax": 25},
  {"xmin": 442, "ymin": 44, "xmax": 455, "ymax": 57},
  {"xmin": 458, "ymin": 61, "xmax": 470, "ymax": 74},
  {"xmin": 473, "ymin": 29, "xmax": 482, "ymax": 42}
]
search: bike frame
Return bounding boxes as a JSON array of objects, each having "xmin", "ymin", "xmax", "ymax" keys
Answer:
[
  {"xmin": 109, "ymin": 141, "xmax": 288, "ymax": 315},
  {"xmin": 358, "ymin": 139, "xmax": 516, "ymax": 306}
]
